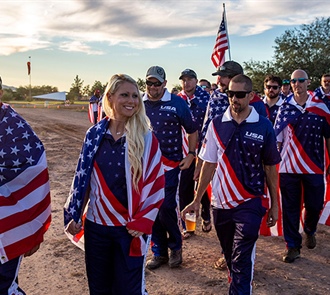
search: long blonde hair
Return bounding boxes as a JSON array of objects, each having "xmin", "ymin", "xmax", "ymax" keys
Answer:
[{"xmin": 102, "ymin": 74, "xmax": 151, "ymax": 190}]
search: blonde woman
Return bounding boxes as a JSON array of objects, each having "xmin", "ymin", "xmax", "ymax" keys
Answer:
[{"xmin": 64, "ymin": 74, "xmax": 165, "ymax": 295}]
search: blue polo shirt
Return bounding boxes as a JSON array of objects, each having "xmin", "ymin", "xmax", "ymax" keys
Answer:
[{"xmin": 143, "ymin": 89, "xmax": 197, "ymax": 162}]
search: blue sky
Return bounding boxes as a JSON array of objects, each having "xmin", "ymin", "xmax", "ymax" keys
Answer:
[{"xmin": 0, "ymin": 0, "xmax": 329, "ymax": 92}]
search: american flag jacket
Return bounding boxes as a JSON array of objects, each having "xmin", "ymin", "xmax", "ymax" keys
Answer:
[
  {"xmin": 64, "ymin": 117, "xmax": 165, "ymax": 256},
  {"xmin": 0, "ymin": 103, "xmax": 51, "ymax": 263}
]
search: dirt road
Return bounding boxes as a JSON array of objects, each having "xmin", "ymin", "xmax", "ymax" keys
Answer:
[{"xmin": 15, "ymin": 107, "xmax": 330, "ymax": 295}]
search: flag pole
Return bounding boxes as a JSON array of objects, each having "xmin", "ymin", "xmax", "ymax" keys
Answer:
[
  {"xmin": 28, "ymin": 56, "xmax": 32, "ymax": 100},
  {"xmin": 223, "ymin": 3, "xmax": 231, "ymax": 61}
]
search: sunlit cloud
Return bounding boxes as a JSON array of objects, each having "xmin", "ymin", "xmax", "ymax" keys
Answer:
[
  {"xmin": 59, "ymin": 41, "xmax": 105, "ymax": 55},
  {"xmin": 178, "ymin": 43, "xmax": 198, "ymax": 48},
  {"xmin": 0, "ymin": 0, "xmax": 329, "ymax": 56}
]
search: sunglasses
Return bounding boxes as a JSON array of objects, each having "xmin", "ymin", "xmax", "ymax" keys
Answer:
[
  {"xmin": 290, "ymin": 78, "xmax": 307, "ymax": 84},
  {"xmin": 201, "ymin": 85, "xmax": 210, "ymax": 89},
  {"xmin": 282, "ymin": 79, "xmax": 290, "ymax": 85},
  {"xmin": 146, "ymin": 80, "xmax": 163, "ymax": 87},
  {"xmin": 226, "ymin": 90, "xmax": 251, "ymax": 99},
  {"xmin": 265, "ymin": 85, "xmax": 280, "ymax": 90}
]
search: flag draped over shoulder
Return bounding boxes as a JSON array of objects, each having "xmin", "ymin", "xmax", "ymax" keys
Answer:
[
  {"xmin": 64, "ymin": 118, "xmax": 165, "ymax": 256},
  {"xmin": 0, "ymin": 103, "xmax": 51, "ymax": 264},
  {"xmin": 211, "ymin": 10, "xmax": 229, "ymax": 68},
  {"xmin": 261, "ymin": 94, "xmax": 330, "ymax": 236}
]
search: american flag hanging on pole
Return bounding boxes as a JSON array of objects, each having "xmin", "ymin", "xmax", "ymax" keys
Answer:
[{"xmin": 211, "ymin": 4, "xmax": 229, "ymax": 68}]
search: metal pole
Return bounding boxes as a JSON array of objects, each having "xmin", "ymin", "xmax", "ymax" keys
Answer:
[
  {"xmin": 29, "ymin": 56, "xmax": 31, "ymax": 100},
  {"xmin": 223, "ymin": 3, "xmax": 231, "ymax": 61}
]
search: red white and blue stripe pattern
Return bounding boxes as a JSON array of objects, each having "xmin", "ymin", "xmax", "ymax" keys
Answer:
[
  {"xmin": 0, "ymin": 103, "xmax": 51, "ymax": 264},
  {"xmin": 64, "ymin": 118, "xmax": 165, "ymax": 256}
]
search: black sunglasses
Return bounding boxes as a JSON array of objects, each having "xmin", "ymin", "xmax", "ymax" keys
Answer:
[
  {"xmin": 265, "ymin": 85, "xmax": 280, "ymax": 90},
  {"xmin": 290, "ymin": 78, "xmax": 307, "ymax": 84},
  {"xmin": 146, "ymin": 80, "xmax": 163, "ymax": 87},
  {"xmin": 226, "ymin": 90, "xmax": 251, "ymax": 99}
]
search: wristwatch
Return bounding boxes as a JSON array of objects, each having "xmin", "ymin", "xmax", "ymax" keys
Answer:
[{"xmin": 188, "ymin": 151, "xmax": 196, "ymax": 157}]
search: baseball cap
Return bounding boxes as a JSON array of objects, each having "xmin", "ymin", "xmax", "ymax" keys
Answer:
[
  {"xmin": 146, "ymin": 66, "xmax": 166, "ymax": 83},
  {"xmin": 179, "ymin": 69, "xmax": 197, "ymax": 80},
  {"xmin": 212, "ymin": 61, "xmax": 243, "ymax": 77}
]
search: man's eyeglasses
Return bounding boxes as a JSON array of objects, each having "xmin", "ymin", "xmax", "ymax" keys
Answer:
[
  {"xmin": 201, "ymin": 85, "xmax": 210, "ymax": 89},
  {"xmin": 282, "ymin": 79, "xmax": 290, "ymax": 85},
  {"xmin": 146, "ymin": 80, "xmax": 163, "ymax": 87},
  {"xmin": 226, "ymin": 90, "xmax": 251, "ymax": 99},
  {"xmin": 290, "ymin": 78, "xmax": 307, "ymax": 84},
  {"xmin": 265, "ymin": 85, "xmax": 280, "ymax": 90}
]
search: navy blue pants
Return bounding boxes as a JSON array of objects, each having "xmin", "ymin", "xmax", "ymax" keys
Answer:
[
  {"xmin": 84, "ymin": 219, "xmax": 147, "ymax": 295},
  {"xmin": 280, "ymin": 173, "xmax": 325, "ymax": 249},
  {"xmin": 179, "ymin": 159, "xmax": 211, "ymax": 229},
  {"xmin": 0, "ymin": 256, "xmax": 25, "ymax": 295},
  {"xmin": 151, "ymin": 167, "xmax": 182, "ymax": 256},
  {"xmin": 213, "ymin": 198, "xmax": 266, "ymax": 295}
]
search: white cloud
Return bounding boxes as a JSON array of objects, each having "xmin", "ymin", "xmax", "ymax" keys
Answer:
[
  {"xmin": 178, "ymin": 43, "xmax": 198, "ymax": 48},
  {"xmin": 0, "ymin": 0, "xmax": 329, "ymax": 56}
]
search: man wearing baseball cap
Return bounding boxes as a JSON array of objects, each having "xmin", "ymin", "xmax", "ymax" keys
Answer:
[
  {"xmin": 143, "ymin": 66, "xmax": 198, "ymax": 270},
  {"xmin": 198, "ymin": 61, "xmax": 266, "ymax": 271},
  {"xmin": 177, "ymin": 69, "xmax": 211, "ymax": 239}
]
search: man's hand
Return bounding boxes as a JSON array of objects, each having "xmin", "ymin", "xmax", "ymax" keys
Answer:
[
  {"xmin": 179, "ymin": 154, "xmax": 195, "ymax": 170},
  {"xmin": 266, "ymin": 205, "xmax": 278, "ymax": 227},
  {"xmin": 181, "ymin": 200, "xmax": 200, "ymax": 221}
]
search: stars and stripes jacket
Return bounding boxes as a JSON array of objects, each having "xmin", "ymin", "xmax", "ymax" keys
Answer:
[
  {"xmin": 274, "ymin": 94, "xmax": 330, "ymax": 174},
  {"xmin": 64, "ymin": 117, "xmax": 165, "ymax": 256},
  {"xmin": 0, "ymin": 103, "xmax": 51, "ymax": 264}
]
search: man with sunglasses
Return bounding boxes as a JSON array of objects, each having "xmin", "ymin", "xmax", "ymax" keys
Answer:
[
  {"xmin": 143, "ymin": 66, "xmax": 198, "ymax": 270},
  {"xmin": 182, "ymin": 74, "xmax": 280, "ymax": 294},
  {"xmin": 280, "ymin": 79, "xmax": 292, "ymax": 99},
  {"xmin": 198, "ymin": 79, "xmax": 211, "ymax": 94},
  {"xmin": 177, "ymin": 69, "xmax": 211, "ymax": 239},
  {"xmin": 262, "ymin": 75, "xmax": 284, "ymax": 125},
  {"xmin": 274, "ymin": 69, "xmax": 330, "ymax": 263},
  {"xmin": 314, "ymin": 73, "xmax": 330, "ymax": 109},
  {"xmin": 198, "ymin": 61, "xmax": 267, "ymax": 270}
]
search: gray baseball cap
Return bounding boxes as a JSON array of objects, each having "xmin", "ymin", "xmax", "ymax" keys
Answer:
[
  {"xmin": 146, "ymin": 66, "xmax": 166, "ymax": 83},
  {"xmin": 212, "ymin": 61, "xmax": 243, "ymax": 77}
]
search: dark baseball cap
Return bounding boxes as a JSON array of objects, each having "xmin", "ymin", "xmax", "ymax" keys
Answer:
[
  {"xmin": 179, "ymin": 69, "xmax": 197, "ymax": 80},
  {"xmin": 212, "ymin": 61, "xmax": 243, "ymax": 77},
  {"xmin": 146, "ymin": 66, "xmax": 166, "ymax": 83}
]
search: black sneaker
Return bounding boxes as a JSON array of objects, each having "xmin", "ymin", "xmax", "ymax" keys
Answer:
[
  {"xmin": 146, "ymin": 255, "xmax": 169, "ymax": 270},
  {"xmin": 283, "ymin": 248, "xmax": 300, "ymax": 263},
  {"xmin": 168, "ymin": 249, "xmax": 182, "ymax": 268},
  {"xmin": 305, "ymin": 233, "xmax": 316, "ymax": 249}
]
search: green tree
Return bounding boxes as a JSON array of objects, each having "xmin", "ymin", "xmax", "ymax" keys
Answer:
[
  {"xmin": 67, "ymin": 75, "xmax": 84, "ymax": 101},
  {"xmin": 243, "ymin": 60, "xmax": 276, "ymax": 93},
  {"xmin": 82, "ymin": 85, "xmax": 91, "ymax": 97},
  {"xmin": 91, "ymin": 80, "xmax": 105, "ymax": 95},
  {"xmin": 136, "ymin": 78, "xmax": 146, "ymax": 92},
  {"xmin": 273, "ymin": 17, "xmax": 330, "ymax": 90},
  {"xmin": 244, "ymin": 17, "xmax": 330, "ymax": 91},
  {"xmin": 171, "ymin": 83, "xmax": 182, "ymax": 92}
]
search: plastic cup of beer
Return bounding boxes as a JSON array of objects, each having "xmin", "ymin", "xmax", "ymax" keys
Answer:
[{"xmin": 185, "ymin": 212, "xmax": 196, "ymax": 232}]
